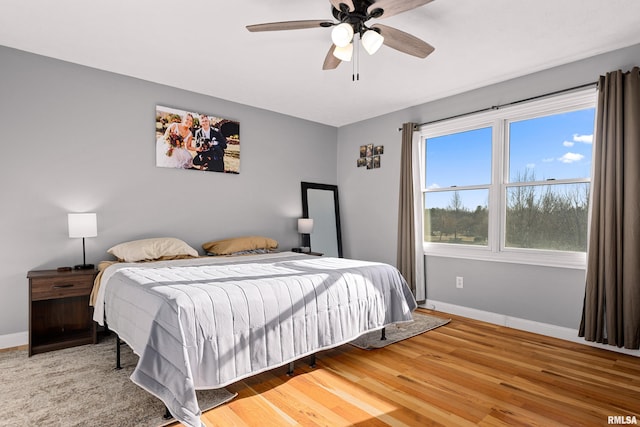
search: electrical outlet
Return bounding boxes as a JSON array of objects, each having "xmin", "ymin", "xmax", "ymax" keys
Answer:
[{"xmin": 456, "ymin": 276, "xmax": 464, "ymax": 289}]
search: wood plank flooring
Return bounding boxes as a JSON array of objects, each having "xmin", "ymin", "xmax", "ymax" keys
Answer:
[{"xmin": 179, "ymin": 309, "xmax": 640, "ymax": 426}]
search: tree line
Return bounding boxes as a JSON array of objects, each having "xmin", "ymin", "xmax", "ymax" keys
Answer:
[{"xmin": 425, "ymin": 173, "xmax": 589, "ymax": 252}]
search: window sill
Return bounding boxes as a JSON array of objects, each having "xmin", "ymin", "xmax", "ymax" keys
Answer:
[{"xmin": 423, "ymin": 245, "xmax": 586, "ymax": 270}]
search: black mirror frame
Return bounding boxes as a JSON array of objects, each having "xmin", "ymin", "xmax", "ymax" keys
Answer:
[{"xmin": 301, "ymin": 182, "xmax": 343, "ymax": 258}]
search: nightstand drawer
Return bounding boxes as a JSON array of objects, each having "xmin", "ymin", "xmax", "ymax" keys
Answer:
[{"xmin": 30, "ymin": 275, "xmax": 94, "ymax": 300}]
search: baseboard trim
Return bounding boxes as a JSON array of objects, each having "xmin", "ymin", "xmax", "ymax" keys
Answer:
[
  {"xmin": 422, "ymin": 300, "xmax": 639, "ymax": 357},
  {"xmin": 0, "ymin": 331, "xmax": 28, "ymax": 351}
]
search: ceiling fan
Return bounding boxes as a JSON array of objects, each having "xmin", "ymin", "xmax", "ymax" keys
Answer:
[{"xmin": 246, "ymin": 0, "xmax": 435, "ymax": 70}]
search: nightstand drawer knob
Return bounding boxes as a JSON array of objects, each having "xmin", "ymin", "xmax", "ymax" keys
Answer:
[{"xmin": 52, "ymin": 284, "xmax": 74, "ymax": 289}]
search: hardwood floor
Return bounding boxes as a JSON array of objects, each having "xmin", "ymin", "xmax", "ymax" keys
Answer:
[{"xmin": 183, "ymin": 309, "xmax": 639, "ymax": 426}]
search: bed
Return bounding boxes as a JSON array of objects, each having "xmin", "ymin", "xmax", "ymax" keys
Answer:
[{"xmin": 92, "ymin": 243, "xmax": 417, "ymax": 427}]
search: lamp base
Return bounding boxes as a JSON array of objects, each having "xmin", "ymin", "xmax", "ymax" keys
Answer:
[{"xmin": 74, "ymin": 263, "xmax": 95, "ymax": 270}]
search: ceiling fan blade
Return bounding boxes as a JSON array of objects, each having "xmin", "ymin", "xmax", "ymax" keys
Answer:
[
  {"xmin": 329, "ymin": 0, "xmax": 355, "ymax": 12},
  {"xmin": 246, "ymin": 20, "xmax": 333, "ymax": 32},
  {"xmin": 372, "ymin": 24, "xmax": 435, "ymax": 58},
  {"xmin": 323, "ymin": 45, "xmax": 342, "ymax": 70},
  {"xmin": 368, "ymin": 0, "xmax": 433, "ymax": 19}
]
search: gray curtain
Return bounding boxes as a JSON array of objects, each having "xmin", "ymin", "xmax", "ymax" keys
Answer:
[
  {"xmin": 579, "ymin": 67, "xmax": 640, "ymax": 350},
  {"xmin": 397, "ymin": 122, "xmax": 418, "ymax": 297}
]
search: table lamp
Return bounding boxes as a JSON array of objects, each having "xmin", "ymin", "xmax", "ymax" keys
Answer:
[
  {"xmin": 68, "ymin": 213, "xmax": 97, "ymax": 270},
  {"xmin": 297, "ymin": 218, "xmax": 314, "ymax": 252}
]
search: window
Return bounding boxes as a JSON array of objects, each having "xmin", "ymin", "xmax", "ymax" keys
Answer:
[
  {"xmin": 418, "ymin": 89, "xmax": 596, "ymax": 267},
  {"xmin": 424, "ymin": 127, "xmax": 492, "ymax": 246}
]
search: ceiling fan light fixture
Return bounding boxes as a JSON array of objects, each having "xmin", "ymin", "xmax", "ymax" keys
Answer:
[
  {"xmin": 361, "ymin": 29, "xmax": 384, "ymax": 55},
  {"xmin": 332, "ymin": 43, "xmax": 353, "ymax": 61},
  {"xmin": 331, "ymin": 23, "xmax": 354, "ymax": 47},
  {"xmin": 247, "ymin": 0, "xmax": 437, "ymax": 72}
]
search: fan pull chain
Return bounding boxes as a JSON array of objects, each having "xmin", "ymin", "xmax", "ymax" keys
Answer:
[
  {"xmin": 352, "ymin": 44, "xmax": 356, "ymax": 81},
  {"xmin": 356, "ymin": 37, "xmax": 360, "ymax": 81},
  {"xmin": 352, "ymin": 35, "xmax": 360, "ymax": 82}
]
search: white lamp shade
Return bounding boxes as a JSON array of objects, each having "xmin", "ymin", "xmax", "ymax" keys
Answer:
[
  {"xmin": 68, "ymin": 213, "xmax": 98, "ymax": 238},
  {"xmin": 362, "ymin": 30, "xmax": 384, "ymax": 55},
  {"xmin": 298, "ymin": 218, "xmax": 314, "ymax": 234},
  {"xmin": 331, "ymin": 23, "xmax": 354, "ymax": 48},
  {"xmin": 332, "ymin": 43, "xmax": 353, "ymax": 62}
]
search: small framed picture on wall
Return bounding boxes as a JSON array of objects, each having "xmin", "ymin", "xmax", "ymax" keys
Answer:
[{"xmin": 356, "ymin": 144, "xmax": 384, "ymax": 170}]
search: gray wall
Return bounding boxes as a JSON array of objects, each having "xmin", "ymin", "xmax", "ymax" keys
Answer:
[
  {"xmin": 337, "ymin": 43, "xmax": 640, "ymax": 329},
  {"xmin": 3, "ymin": 41, "xmax": 639, "ymax": 341},
  {"xmin": 0, "ymin": 46, "xmax": 337, "ymax": 337}
]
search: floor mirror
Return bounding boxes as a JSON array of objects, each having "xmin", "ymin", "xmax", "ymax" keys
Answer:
[{"xmin": 301, "ymin": 182, "xmax": 343, "ymax": 258}]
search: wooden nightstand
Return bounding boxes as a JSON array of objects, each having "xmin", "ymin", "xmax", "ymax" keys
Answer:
[{"xmin": 27, "ymin": 268, "xmax": 98, "ymax": 356}]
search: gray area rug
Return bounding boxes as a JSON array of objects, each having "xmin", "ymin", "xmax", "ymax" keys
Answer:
[
  {"xmin": 0, "ymin": 335, "xmax": 236, "ymax": 426},
  {"xmin": 350, "ymin": 311, "xmax": 450, "ymax": 349}
]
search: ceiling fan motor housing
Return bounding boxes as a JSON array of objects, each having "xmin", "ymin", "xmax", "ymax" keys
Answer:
[{"xmin": 331, "ymin": 0, "xmax": 382, "ymax": 35}]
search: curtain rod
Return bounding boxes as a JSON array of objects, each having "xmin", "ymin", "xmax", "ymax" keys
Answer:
[{"xmin": 398, "ymin": 81, "xmax": 598, "ymax": 131}]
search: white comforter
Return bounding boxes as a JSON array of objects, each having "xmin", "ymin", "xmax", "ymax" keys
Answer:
[{"xmin": 93, "ymin": 252, "xmax": 417, "ymax": 427}]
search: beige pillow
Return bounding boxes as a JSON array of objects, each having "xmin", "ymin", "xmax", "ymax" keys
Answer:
[
  {"xmin": 202, "ymin": 236, "xmax": 278, "ymax": 255},
  {"xmin": 108, "ymin": 237, "xmax": 199, "ymax": 262}
]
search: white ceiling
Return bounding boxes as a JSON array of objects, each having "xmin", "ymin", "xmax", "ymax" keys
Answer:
[{"xmin": 2, "ymin": 0, "xmax": 640, "ymax": 127}]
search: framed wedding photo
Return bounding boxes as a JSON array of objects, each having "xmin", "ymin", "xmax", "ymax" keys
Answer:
[{"xmin": 155, "ymin": 105, "xmax": 240, "ymax": 174}]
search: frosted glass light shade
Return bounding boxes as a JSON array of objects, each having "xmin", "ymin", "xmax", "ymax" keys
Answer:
[
  {"xmin": 68, "ymin": 213, "xmax": 97, "ymax": 238},
  {"xmin": 332, "ymin": 43, "xmax": 353, "ymax": 61},
  {"xmin": 298, "ymin": 218, "xmax": 314, "ymax": 234},
  {"xmin": 331, "ymin": 23, "xmax": 354, "ymax": 47},
  {"xmin": 362, "ymin": 30, "xmax": 384, "ymax": 55}
]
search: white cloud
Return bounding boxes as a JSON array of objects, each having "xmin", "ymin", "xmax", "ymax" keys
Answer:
[
  {"xmin": 542, "ymin": 157, "xmax": 554, "ymax": 163},
  {"xmin": 427, "ymin": 183, "xmax": 441, "ymax": 190},
  {"xmin": 526, "ymin": 163, "xmax": 536, "ymax": 169},
  {"xmin": 558, "ymin": 152, "xmax": 584, "ymax": 163},
  {"xmin": 573, "ymin": 133, "xmax": 593, "ymax": 144},
  {"xmin": 563, "ymin": 141, "xmax": 575, "ymax": 147}
]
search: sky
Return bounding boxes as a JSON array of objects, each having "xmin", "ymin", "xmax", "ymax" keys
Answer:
[{"xmin": 424, "ymin": 107, "xmax": 596, "ymax": 210}]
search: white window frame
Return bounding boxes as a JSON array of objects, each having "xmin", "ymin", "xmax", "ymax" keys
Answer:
[{"xmin": 417, "ymin": 88, "xmax": 596, "ymax": 269}]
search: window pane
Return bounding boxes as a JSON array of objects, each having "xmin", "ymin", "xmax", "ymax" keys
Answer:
[
  {"xmin": 509, "ymin": 108, "xmax": 595, "ymax": 182},
  {"xmin": 424, "ymin": 189, "xmax": 488, "ymax": 245},
  {"xmin": 505, "ymin": 183, "xmax": 590, "ymax": 251},
  {"xmin": 425, "ymin": 127, "xmax": 492, "ymax": 188}
]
